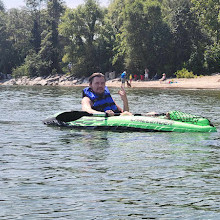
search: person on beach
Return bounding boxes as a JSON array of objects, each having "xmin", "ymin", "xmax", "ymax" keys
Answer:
[
  {"xmin": 159, "ymin": 73, "xmax": 166, "ymax": 83},
  {"xmin": 121, "ymin": 71, "xmax": 126, "ymax": 87},
  {"xmin": 134, "ymin": 74, "xmax": 138, "ymax": 81},
  {"xmin": 68, "ymin": 62, "xmax": 72, "ymax": 73},
  {"xmin": 144, "ymin": 68, "xmax": 149, "ymax": 81},
  {"xmin": 82, "ymin": 72, "xmax": 131, "ymax": 116},
  {"xmin": 129, "ymin": 73, "xmax": 132, "ymax": 83}
]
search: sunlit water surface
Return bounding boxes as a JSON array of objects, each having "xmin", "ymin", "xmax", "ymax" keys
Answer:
[{"xmin": 0, "ymin": 86, "xmax": 220, "ymax": 219}]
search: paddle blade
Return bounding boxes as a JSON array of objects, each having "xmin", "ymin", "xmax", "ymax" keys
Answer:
[
  {"xmin": 56, "ymin": 111, "xmax": 92, "ymax": 122},
  {"xmin": 43, "ymin": 116, "xmax": 62, "ymax": 125}
]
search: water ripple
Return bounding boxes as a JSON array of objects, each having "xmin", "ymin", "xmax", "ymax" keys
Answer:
[{"xmin": 0, "ymin": 86, "xmax": 220, "ymax": 219}]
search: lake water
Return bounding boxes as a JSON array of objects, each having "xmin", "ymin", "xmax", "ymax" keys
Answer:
[{"xmin": 0, "ymin": 86, "xmax": 220, "ymax": 219}]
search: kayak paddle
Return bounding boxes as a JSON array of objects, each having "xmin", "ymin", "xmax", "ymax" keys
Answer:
[
  {"xmin": 56, "ymin": 110, "xmax": 106, "ymax": 122},
  {"xmin": 43, "ymin": 110, "xmax": 165, "ymax": 125},
  {"xmin": 43, "ymin": 110, "xmax": 121, "ymax": 124},
  {"xmin": 55, "ymin": 111, "xmax": 166, "ymax": 122}
]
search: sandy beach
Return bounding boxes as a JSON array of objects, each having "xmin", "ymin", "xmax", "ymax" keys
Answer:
[
  {"xmin": 102, "ymin": 74, "xmax": 220, "ymax": 89},
  {"xmin": 1, "ymin": 74, "xmax": 220, "ymax": 89}
]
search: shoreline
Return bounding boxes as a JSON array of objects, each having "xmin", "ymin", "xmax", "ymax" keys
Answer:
[
  {"xmin": 0, "ymin": 74, "xmax": 220, "ymax": 90},
  {"xmin": 106, "ymin": 74, "xmax": 220, "ymax": 90}
]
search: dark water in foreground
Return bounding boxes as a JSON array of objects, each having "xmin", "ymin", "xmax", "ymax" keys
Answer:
[{"xmin": 0, "ymin": 86, "xmax": 220, "ymax": 219}]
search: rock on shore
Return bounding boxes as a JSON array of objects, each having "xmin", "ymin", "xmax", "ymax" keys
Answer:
[{"xmin": 0, "ymin": 75, "xmax": 88, "ymax": 86}]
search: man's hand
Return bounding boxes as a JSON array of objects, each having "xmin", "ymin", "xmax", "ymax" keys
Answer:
[
  {"xmin": 105, "ymin": 110, "xmax": 115, "ymax": 116},
  {"xmin": 118, "ymin": 86, "xmax": 127, "ymax": 102},
  {"xmin": 120, "ymin": 111, "xmax": 133, "ymax": 116}
]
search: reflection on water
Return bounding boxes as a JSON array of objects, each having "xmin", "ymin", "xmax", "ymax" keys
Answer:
[{"xmin": 0, "ymin": 86, "xmax": 220, "ymax": 219}]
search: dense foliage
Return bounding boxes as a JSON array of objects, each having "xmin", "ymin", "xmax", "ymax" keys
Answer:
[{"xmin": 0, "ymin": 0, "xmax": 219, "ymax": 79}]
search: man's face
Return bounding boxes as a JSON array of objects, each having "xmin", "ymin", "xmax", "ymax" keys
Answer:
[{"xmin": 90, "ymin": 76, "xmax": 105, "ymax": 94}]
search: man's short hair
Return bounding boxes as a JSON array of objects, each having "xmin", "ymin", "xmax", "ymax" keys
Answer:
[{"xmin": 89, "ymin": 72, "xmax": 105, "ymax": 83}]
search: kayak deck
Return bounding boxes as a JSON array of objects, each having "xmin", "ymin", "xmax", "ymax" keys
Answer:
[{"xmin": 43, "ymin": 112, "xmax": 217, "ymax": 132}]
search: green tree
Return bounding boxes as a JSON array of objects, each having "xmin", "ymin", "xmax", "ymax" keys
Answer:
[
  {"xmin": 0, "ymin": 0, "xmax": 5, "ymax": 11},
  {"xmin": 0, "ymin": 7, "xmax": 31, "ymax": 74},
  {"xmin": 39, "ymin": 0, "xmax": 65, "ymax": 75},
  {"xmin": 12, "ymin": 0, "xmax": 65, "ymax": 77},
  {"xmin": 107, "ymin": 0, "xmax": 127, "ymax": 72},
  {"xmin": 110, "ymin": 0, "xmax": 173, "ymax": 77},
  {"xmin": 191, "ymin": 0, "xmax": 220, "ymax": 42},
  {"xmin": 96, "ymin": 14, "xmax": 116, "ymax": 73},
  {"xmin": 190, "ymin": 0, "xmax": 220, "ymax": 74},
  {"xmin": 59, "ymin": 0, "xmax": 105, "ymax": 76},
  {"xmin": 6, "ymin": 8, "xmax": 33, "ymax": 66},
  {"xmin": 0, "ymin": 11, "xmax": 14, "ymax": 73},
  {"xmin": 108, "ymin": 0, "xmax": 126, "ymax": 32},
  {"xmin": 162, "ymin": 0, "xmax": 208, "ymax": 74},
  {"xmin": 204, "ymin": 43, "xmax": 220, "ymax": 73},
  {"xmin": 25, "ymin": 0, "xmax": 43, "ymax": 52}
]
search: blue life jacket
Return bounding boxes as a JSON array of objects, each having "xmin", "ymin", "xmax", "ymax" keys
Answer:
[{"xmin": 82, "ymin": 87, "xmax": 121, "ymax": 113}]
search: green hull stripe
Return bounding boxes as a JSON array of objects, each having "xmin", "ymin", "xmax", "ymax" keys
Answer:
[{"xmin": 65, "ymin": 115, "xmax": 216, "ymax": 132}]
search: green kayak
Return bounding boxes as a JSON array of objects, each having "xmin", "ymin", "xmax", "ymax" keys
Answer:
[{"xmin": 43, "ymin": 110, "xmax": 217, "ymax": 132}]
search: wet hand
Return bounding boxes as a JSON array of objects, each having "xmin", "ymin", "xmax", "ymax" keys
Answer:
[
  {"xmin": 120, "ymin": 111, "xmax": 133, "ymax": 116},
  {"xmin": 118, "ymin": 86, "xmax": 127, "ymax": 101}
]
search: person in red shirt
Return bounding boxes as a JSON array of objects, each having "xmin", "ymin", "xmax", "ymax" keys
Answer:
[{"xmin": 134, "ymin": 74, "xmax": 138, "ymax": 81}]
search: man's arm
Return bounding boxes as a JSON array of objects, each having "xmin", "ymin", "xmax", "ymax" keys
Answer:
[
  {"xmin": 118, "ymin": 86, "xmax": 129, "ymax": 112},
  {"xmin": 81, "ymin": 97, "xmax": 102, "ymax": 114},
  {"xmin": 82, "ymin": 97, "xmax": 115, "ymax": 116}
]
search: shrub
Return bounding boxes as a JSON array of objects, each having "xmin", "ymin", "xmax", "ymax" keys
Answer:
[
  {"xmin": 12, "ymin": 64, "xmax": 29, "ymax": 78},
  {"xmin": 175, "ymin": 68, "xmax": 197, "ymax": 78}
]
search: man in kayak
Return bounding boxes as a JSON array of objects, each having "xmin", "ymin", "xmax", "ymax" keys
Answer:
[{"xmin": 82, "ymin": 72, "xmax": 131, "ymax": 116}]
